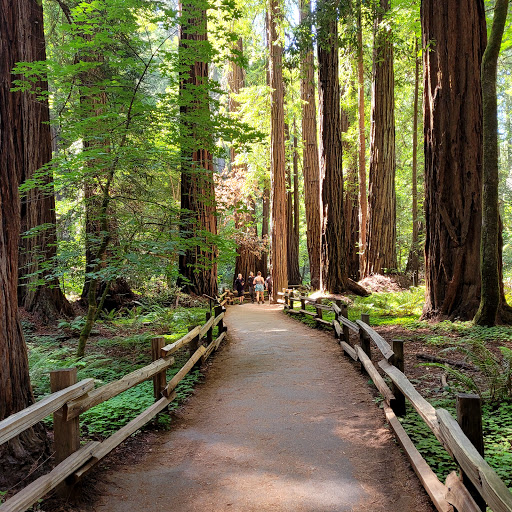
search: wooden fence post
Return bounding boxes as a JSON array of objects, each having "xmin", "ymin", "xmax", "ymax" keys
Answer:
[
  {"xmin": 152, "ymin": 337, "xmax": 167, "ymax": 399},
  {"xmin": 50, "ymin": 368, "xmax": 80, "ymax": 465},
  {"xmin": 457, "ymin": 393, "xmax": 486, "ymax": 511},
  {"xmin": 289, "ymin": 290, "xmax": 294, "ymax": 310},
  {"xmin": 284, "ymin": 289, "xmax": 289, "ymax": 308},
  {"xmin": 315, "ymin": 298, "xmax": 323, "ymax": 319},
  {"xmin": 300, "ymin": 296, "xmax": 306, "ymax": 311},
  {"xmin": 188, "ymin": 325, "xmax": 202, "ymax": 366},
  {"xmin": 340, "ymin": 304, "xmax": 350, "ymax": 343},
  {"xmin": 205, "ymin": 311, "xmax": 213, "ymax": 345},
  {"xmin": 359, "ymin": 313, "xmax": 371, "ymax": 374},
  {"xmin": 214, "ymin": 305, "xmax": 226, "ymax": 333},
  {"xmin": 391, "ymin": 339, "xmax": 406, "ymax": 416},
  {"xmin": 50, "ymin": 368, "xmax": 80, "ymax": 496}
]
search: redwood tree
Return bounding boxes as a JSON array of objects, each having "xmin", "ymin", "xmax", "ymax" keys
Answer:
[
  {"xmin": 317, "ymin": 1, "xmax": 347, "ymax": 293},
  {"xmin": 0, "ymin": 0, "xmax": 48, "ymax": 481},
  {"xmin": 365, "ymin": 0, "xmax": 397, "ymax": 276},
  {"xmin": 356, "ymin": 0, "xmax": 368, "ymax": 268},
  {"xmin": 178, "ymin": 0, "xmax": 218, "ymax": 296},
  {"xmin": 300, "ymin": 0, "xmax": 322, "ymax": 290},
  {"xmin": 17, "ymin": 0, "xmax": 73, "ymax": 322},
  {"xmin": 268, "ymin": 0, "xmax": 288, "ymax": 300},
  {"xmin": 287, "ymin": 127, "xmax": 301, "ymax": 285},
  {"xmin": 229, "ymin": 39, "xmax": 259, "ymax": 285},
  {"xmin": 422, "ymin": 0, "xmax": 485, "ymax": 320},
  {"xmin": 474, "ymin": 0, "xmax": 511, "ymax": 326}
]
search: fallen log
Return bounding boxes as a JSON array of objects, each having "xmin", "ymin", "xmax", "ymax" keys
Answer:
[{"xmin": 416, "ymin": 353, "xmax": 476, "ymax": 371}]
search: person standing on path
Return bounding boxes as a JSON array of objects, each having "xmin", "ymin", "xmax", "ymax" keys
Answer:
[
  {"xmin": 265, "ymin": 273, "xmax": 273, "ymax": 304},
  {"xmin": 254, "ymin": 271, "xmax": 265, "ymax": 304},
  {"xmin": 248, "ymin": 271, "xmax": 255, "ymax": 303},
  {"xmin": 234, "ymin": 273, "xmax": 245, "ymax": 304}
]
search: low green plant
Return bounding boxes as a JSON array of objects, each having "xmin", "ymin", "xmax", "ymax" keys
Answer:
[
  {"xmin": 400, "ymin": 400, "xmax": 512, "ymax": 489},
  {"xmin": 58, "ymin": 316, "xmax": 87, "ymax": 334},
  {"xmin": 422, "ymin": 340, "xmax": 512, "ymax": 403}
]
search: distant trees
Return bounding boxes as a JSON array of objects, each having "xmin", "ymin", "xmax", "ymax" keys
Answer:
[
  {"xmin": 17, "ymin": 0, "xmax": 72, "ymax": 321},
  {"xmin": 317, "ymin": 0, "xmax": 347, "ymax": 294},
  {"xmin": 422, "ymin": 0, "xmax": 485, "ymax": 320},
  {"xmin": 300, "ymin": 0, "xmax": 322, "ymax": 291},
  {"xmin": 364, "ymin": 0, "xmax": 396, "ymax": 276},
  {"xmin": 178, "ymin": 0, "xmax": 218, "ymax": 297},
  {"xmin": 268, "ymin": 0, "xmax": 288, "ymax": 300}
]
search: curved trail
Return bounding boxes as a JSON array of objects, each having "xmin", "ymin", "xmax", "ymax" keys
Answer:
[{"xmin": 92, "ymin": 303, "xmax": 433, "ymax": 511}]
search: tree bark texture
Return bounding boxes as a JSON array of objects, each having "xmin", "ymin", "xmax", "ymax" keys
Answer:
[
  {"xmin": 286, "ymin": 128, "xmax": 301, "ymax": 285},
  {"xmin": 406, "ymin": 39, "xmax": 421, "ymax": 277},
  {"xmin": 365, "ymin": 0, "xmax": 397, "ymax": 276},
  {"xmin": 178, "ymin": 0, "xmax": 218, "ymax": 297},
  {"xmin": 422, "ymin": 0, "xmax": 485, "ymax": 320},
  {"xmin": 342, "ymin": 108, "xmax": 360, "ymax": 281},
  {"xmin": 17, "ymin": 0, "xmax": 72, "ymax": 321},
  {"xmin": 299, "ymin": 0, "xmax": 322, "ymax": 291},
  {"xmin": 268, "ymin": 0, "xmax": 288, "ymax": 300},
  {"xmin": 0, "ymin": 0, "xmax": 48, "ymax": 481},
  {"xmin": 318, "ymin": 13, "xmax": 347, "ymax": 294},
  {"xmin": 259, "ymin": 179, "xmax": 270, "ymax": 274},
  {"xmin": 229, "ymin": 39, "xmax": 261, "ymax": 285},
  {"xmin": 474, "ymin": 0, "xmax": 510, "ymax": 326},
  {"xmin": 357, "ymin": 0, "xmax": 368, "ymax": 268}
]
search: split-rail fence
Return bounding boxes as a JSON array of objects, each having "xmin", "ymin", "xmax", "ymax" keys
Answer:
[
  {"xmin": 0, "ymin": 296, "xmax": 228, "ymax": 512},
  {"xmin": 282, "ymin": 290, "xmax": 512, "ymax": 512}
]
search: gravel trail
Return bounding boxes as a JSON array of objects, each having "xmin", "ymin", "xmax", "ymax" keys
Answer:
[{"xmin": 92, "ymin": 303, "xmax": 434, "ymax": 512}]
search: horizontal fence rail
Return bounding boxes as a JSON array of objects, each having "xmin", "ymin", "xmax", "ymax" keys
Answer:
[
  {"xmin": 0, "ymin": 301, "xmax": 228, "ymax": 512},
  {"xmin": 283, "ymin": 289, "xmax": 512, "ymax": 512}
]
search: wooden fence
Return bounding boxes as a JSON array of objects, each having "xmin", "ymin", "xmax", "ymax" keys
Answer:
[
  {"xmin": 283, "ymin": 290, "xmax": 512, "ymax": 512},
  {"xmin": 0, "ymin": 303, "xmax": 227, "ymax": 512}
]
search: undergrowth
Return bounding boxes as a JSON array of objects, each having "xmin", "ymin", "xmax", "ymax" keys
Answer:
[
  {"xmin": 399, "ymin": 400, "xmax": 512, "ymax": 490},
  {"xmin": 26, "ymin": 304, "xmax": 212, "ymax": 439}
]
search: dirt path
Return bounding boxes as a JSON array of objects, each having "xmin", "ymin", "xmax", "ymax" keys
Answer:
[{"xmin": 91, "ymin": 304, "xmax": 434, "ymax": 512}]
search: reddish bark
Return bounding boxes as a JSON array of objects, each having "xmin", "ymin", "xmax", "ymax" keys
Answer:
[
  {"xmin": 299, "ymin": 0, "xmax": 322, "ymax": 290},
  {"xmin": 178, "ymin": 0, "xmax": 218, "ymax": 297},
  {"xmin": 422, "ymin": 0, "xmax": 485, "ymax": 320},
  {"xmin": 0, "ymin": 0, "xmax": 49, "ymax": 482},
  {"xmin": 365, "ymin": 0, "xmax": 397, "ymax": 276},
  {"xmin": 17, "ymin": 0, "xmax": 72, "ymax": 321},
  {"xmin": 268, "ymin": 0, "xmax": 288, "ymax": 300},
  {"xmin": 318, "ymin": 12, "xmax": 347, "ymax": 294}
]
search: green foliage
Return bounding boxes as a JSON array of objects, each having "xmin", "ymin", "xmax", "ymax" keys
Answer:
[
  {"xmin": 400, "ymin": 399, "xmax": 512, "ymax": 489},
  {"xmin": 26, "ymin": 302, "xmax": 212, "ymax": 438},
  {"xmin": 349, "ymin": 287, "xmax": 425, "ymax": 325},
  {"xmin": 422, "ymin": 339, "xmax": 512, "ymax": 402}
]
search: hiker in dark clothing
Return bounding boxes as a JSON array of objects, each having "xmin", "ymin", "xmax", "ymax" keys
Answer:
[
  {"xmin": 235, "ymin": 273, "xmax": 245, "ymax": 304},
  {"xmin": 265, "ymin": 274, "xmax": 273, "ymax": 304},
  {"xmin": 248, "ymin": 271, "xmax": 255, "ymax": 303}
]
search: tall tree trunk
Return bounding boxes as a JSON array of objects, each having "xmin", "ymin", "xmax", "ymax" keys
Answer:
[
  {"xmin": 17, "ymin": 0, "xmax": 73, "ymax": 321},
  {"xmin": 259, "ymin": 178, "xmax": 270, "ymax": 274},
  {"xmin": 357, "ymin": 0, "xmax": 368, "ymax": 271},
  {"xmin": 422, "ymin": 0, "xmax": 485, "ymax": 320},
  {"xmin": 474, "ymin": 0, "xmax": 511, "ymax": 326},
  {"xmin": 287, "ymin": 125, "xmax": 301, "ymax": 284},
  {"xmin": 300, "ymin": 0, "xmax": 322, "ymax": 290},
  {"xmin": 79, "ymin": 58, "xmax": 133, "ymax": 309},
  {"xmin": 365, "ymin": 0, "xmax": 397, "ymax": 276},
  {"xmin": 406, "ymin": 38, "xmax": 421, "ymax": 278},
  {"xmin": 229, "ymin": 38, "xmax": 258, "ymax": 286},
  {"xmin": 268, "ymin": 0, "xmax": 288, "ymax": 300},
  {"xmin": 342, "ymin": 107, "xmax": 360, "ymax": 281},
  {"xmin": 178, "ymin": 0, "xmax": 218, "ymax": 297},
  {"xmin": 318, "ymin": 8, "xmax": 347, "ymax": 294},
  {"xmin": 0, "ymin": 0, "xmax": 48, "ymax": 483}
]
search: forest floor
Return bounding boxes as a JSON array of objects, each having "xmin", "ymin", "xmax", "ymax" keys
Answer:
[{"xmin": 68, "ymin": 303, "xmax": 434, "ymax": 512}]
